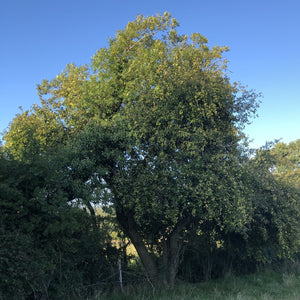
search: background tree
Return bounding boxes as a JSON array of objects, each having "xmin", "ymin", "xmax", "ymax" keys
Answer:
[
  {"xmin": 178, "ymin": 146, "xmax": 300, "ymax": 282},
  {"xmin": 271, "ymin": 139, "xmax": 300, "ymax": 191},
  {"xmin": 243, "ymin": 148, "xmax": 299, "ymax": 261}
]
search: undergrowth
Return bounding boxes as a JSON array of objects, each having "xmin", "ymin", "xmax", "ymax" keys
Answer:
[{"xmin": 91, "ymin": 265, "xmax": 300, "ymax": 300}]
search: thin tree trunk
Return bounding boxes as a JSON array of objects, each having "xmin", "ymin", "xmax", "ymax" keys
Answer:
[
  {"xmin": 161, "ymin": 221, "xmax": 186, "ymax": 286},
  {"xmin": 86, "ymin": 201, "xmax": 97, "ymax": 230},
  {"xmin": 167, "ymin": 230, "xmax": 183, "ymax": 286}
]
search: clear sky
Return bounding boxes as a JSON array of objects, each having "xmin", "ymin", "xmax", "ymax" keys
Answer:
[{"xmin": 1, "ymin": 0, "xmax": 299, "ymax": 148}]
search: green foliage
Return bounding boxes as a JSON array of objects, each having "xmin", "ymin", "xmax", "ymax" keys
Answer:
[
  {"xmin": 242, "ymin": 148, "xmax": 300, "ymax": 261},
  {"xmin": 3, "ymin": 107, "xmax": 66, "ymax": 161},
  {"xmin": 2, "ymin": 12, "xmax": 298, "ymax": 290},
  {"xmin": 271, "ymin": 139, "xmax": 300, "ymax": 191},
  {"xmin": 178, "ymin": 146, "xmax": 300, "ymax": 282},
  {"xmin": 45, "ymin": 12, "xmax": 261, "ymax": 285},
  {"xmin": 0, "ymin": 151, "xmax": 116, "ymax": 299}
]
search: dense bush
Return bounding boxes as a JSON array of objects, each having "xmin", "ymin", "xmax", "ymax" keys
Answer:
[{"xmin": 0, "ymin": 153, "xmax": 119, "ymax": 299}]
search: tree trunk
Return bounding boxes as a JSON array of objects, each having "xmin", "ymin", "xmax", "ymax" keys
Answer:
[
  {"xmin": 115, "ymin": 206, "xmax": 185, "ymax": 286},
  {"xmin": 86, "ymin": 201, "xmax": 98, "ymax": 230},
  {"xmin": 116, "ymin": 207, "xmax": 159, "ymax": 284},
  {"xmin": 161, "ymin": 230, "xmax": 183, "ymax": 286},
  {"xmin": 126, "ymin": 215, "xmax": 159, "ymax": 283}
]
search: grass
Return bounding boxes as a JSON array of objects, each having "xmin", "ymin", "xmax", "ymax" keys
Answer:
[{"xmin": 92, "ymin": 269, "xmax": 300, "ymax": 300}]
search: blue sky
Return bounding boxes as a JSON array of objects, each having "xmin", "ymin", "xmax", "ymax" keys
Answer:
[{"xmin": 1, "ymin": 0, "xmax": 299, "ymax": 148}]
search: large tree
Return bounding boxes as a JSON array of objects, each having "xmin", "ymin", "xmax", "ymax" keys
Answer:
[{"xmin": 4, "ymin": 13, "xmax": 262, "ymax": 285}]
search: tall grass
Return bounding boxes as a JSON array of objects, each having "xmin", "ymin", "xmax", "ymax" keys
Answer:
[{"xmin": 92, "ymin": 265, "xmax": 300, "ymax": 300}]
